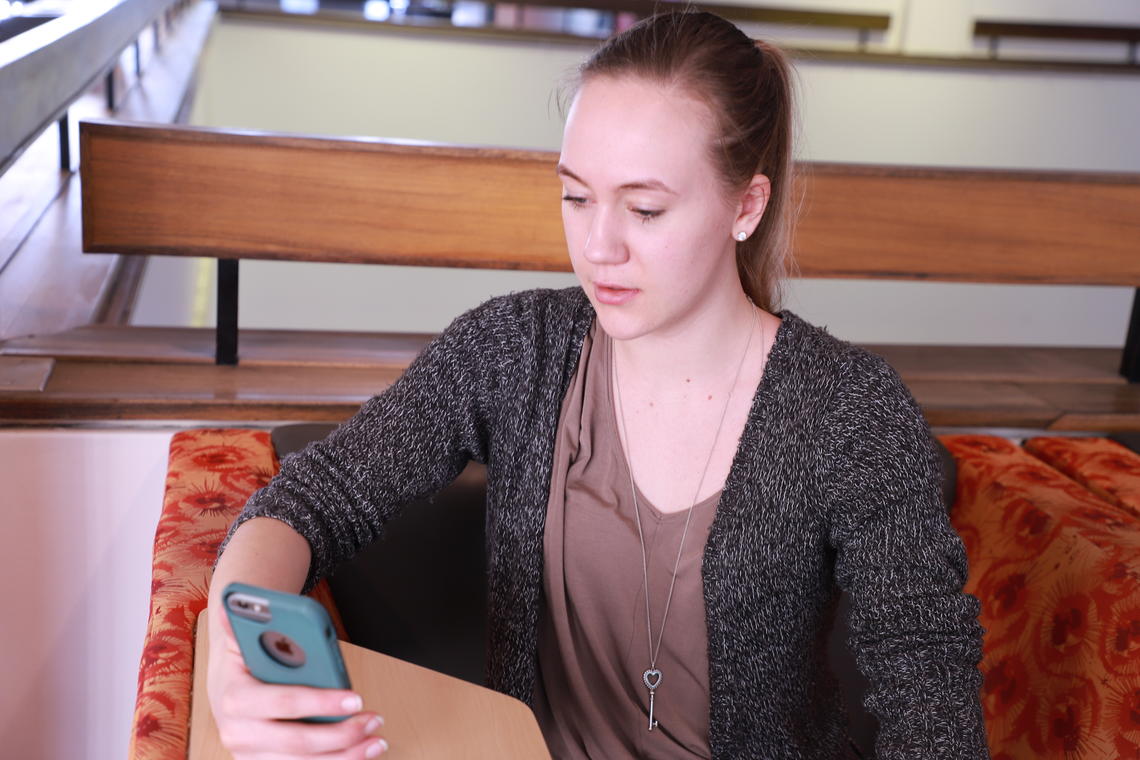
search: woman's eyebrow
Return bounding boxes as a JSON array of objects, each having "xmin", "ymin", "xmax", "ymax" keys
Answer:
[
  {"xmin": 556, "ymin": 164, "xmax": 587, "ymax": 185},
  {"xmin": 556, "ymin": 164, "xmax": 677, "ymax": 195}
]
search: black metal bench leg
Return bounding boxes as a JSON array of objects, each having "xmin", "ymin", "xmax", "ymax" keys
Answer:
[
  {"xmin": 1122, "ymin": 287, "xmax": 1140, "ymax": 383},
  {"xmin": 58, "ymin": 112, "xmax": 70, "ymax": 171},
  {"xmin": 216, "ymin": 259, "xmax": 239, "ymax": 366}
]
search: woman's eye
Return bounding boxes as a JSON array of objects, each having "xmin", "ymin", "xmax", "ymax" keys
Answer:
[
  {"xmin": 633, "ymin": 208, "xmax": 663, "ymax": 222},
  {"xmin": 561, "ymin": 195, "xmax": 588, "ymax": 208}
]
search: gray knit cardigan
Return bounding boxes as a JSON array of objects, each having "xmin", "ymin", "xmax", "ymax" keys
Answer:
[{"xmin": 225, "ymin": 286, "xmax": 989, "ymax": 759}]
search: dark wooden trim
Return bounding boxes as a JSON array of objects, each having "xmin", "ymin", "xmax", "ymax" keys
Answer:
[
  {"xmin": 0, "ymin": 357, "xmax": 55, "ymax": 392},
  {"xmin": 78, "ymin": 119, "xmax": 1140, "ymax": 187},
  {"xmin": 804, "ymin": 160, "xmax": 1140, "ymax": 187},
  {"xmin": 4, "ymin": 351, "xmax": 1138, "ymax": 429},
  {"xmin": 0, "ymin": 325, "xmax": 433, "ymax": 368},
  {"xmin": 866, "ymin": 344, "xmax": 1126, "ymax": 385},
  {"xmin": 5, "ymin": 326, "xmax": 1122, "ymax": 382},
  {"xmin": 975, "ymin": 20, "xmax": 1140, "ymax": 44},
  {"xmin": 0, "ymin": 360, "xmax": 403, "ymax": 423},
  {"xmin": 4, "ymin": 328, "xmax": 1138, "ymax": 429},
  {"xmin": 79, "ymin": 118, "xmax": 558, "ymax": 162}
]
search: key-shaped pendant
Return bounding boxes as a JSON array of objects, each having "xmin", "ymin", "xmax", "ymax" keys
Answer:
[{"xmin": 643, "ymin": 668, "xmax": 662, "ymax": 731}]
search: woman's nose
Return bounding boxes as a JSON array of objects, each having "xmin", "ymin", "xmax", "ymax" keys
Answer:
[{"xmin": 582, "ymin": 207, "xmax": 627, "ymax": 265}]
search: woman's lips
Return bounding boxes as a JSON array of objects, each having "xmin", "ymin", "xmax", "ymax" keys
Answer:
[{"xmin": 595, "ymin": 283, "xmax": 638, "ymax": 305}]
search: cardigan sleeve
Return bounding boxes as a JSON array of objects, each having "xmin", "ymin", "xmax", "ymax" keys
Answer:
[
  {"xmin": 218, "ymin": 296, "xmax": 506, "ymax": 593},
  {"xmin": 823, "ymin": 350, "xmax": 989, "ymax": 759}
]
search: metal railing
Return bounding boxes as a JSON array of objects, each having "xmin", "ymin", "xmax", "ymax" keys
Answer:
[
  {"xmin": 0, "ymin": 0, "xmax": 186, "ymax": 177},
  {"xmin": 977, "ymin": 19, "xmax": 1140, "ymax": 66}
]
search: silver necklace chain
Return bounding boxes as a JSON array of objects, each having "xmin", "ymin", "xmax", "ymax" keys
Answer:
[{"xmin": 612, "ymin": 305, "xmax": 762, "ymax": 731}]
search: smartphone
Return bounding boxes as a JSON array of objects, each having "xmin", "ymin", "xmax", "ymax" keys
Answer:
[{"xmin": 222, "ymin": 581, "xmax": 353, "ymax": 723}]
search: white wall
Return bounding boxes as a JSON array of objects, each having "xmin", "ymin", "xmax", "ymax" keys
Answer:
[
  {"xmin": 132, "ymin": 3, "xmax": 1140, "ymax": 345},
  {"xmin": 0, "ymin": 429, "xmax": 173, "ymax": 760}
]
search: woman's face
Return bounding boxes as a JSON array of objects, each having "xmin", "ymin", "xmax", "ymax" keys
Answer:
[{"xmin": 558, "ymin": 75, "xmax": 745, "ymax": 341}]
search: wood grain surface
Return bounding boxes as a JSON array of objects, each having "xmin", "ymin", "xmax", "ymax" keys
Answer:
[
  {"xmin": 81, "ymin": 122, "xmax": 571, "ymax": 271},
  {"xmin": 0, "ymin": 357, "xmax": 54, "ymax": 391},
  {"xmin": 3, "ymin": 345, "xmax": 1139, "ymax": 429},
  {"xmin": 80, "ymin": 122, "xmax": 1140, "ymax": 285},
  {"xmin": 794, "ymin": 163, "xmax": 1140, "ymax": 285},
  {"xmin": 189, "ymin": 610, "xmax": 551, "ymax": 760},
  {"xmin": 865, "ymin": 344, "xmax": 1125, "ymax": 384},
  {"xmin": 2, "ymin": 325, "xmax": 432, "ymax": 367}
]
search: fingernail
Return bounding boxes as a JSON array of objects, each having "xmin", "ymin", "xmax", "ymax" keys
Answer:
[
  {"xmin": 365, "ymin": 715, "xmax": 382, "ymax": 733},
  {"xmin": 342, "ymin": 694, "xmax": 363, "ymax": 712},
  {"xmin": 365, "ymin": 738, "xmax": 388, "ymax": 757}
]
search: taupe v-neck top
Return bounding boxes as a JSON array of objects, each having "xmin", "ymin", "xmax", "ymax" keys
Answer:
[{"xmin": 534, "ymin": 322, "xmax": 719, "ymax": 759}]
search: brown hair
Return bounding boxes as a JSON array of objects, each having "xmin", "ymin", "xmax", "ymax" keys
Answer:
[{"xmin": 574, "ymin": 11, "xmax": 799, "ymax": 313}]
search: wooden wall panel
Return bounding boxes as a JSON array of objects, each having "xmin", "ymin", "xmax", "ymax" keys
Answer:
[
  {"xmin": 796, "ymin": 164, "xmax": 1140, "ymax": 285},
  {"xmin": 81, "ymin": 122, "xmax": 571, "ymax": 271}
]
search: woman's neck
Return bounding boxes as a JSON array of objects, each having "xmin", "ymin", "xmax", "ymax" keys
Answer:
[{"xmin": 610, "ymin": 289, "xmax": 764, "ymax": 394}]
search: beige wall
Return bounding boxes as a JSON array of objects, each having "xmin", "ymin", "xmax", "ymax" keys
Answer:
[{"xmin": 132, "ymin": 7, "xmax": 1140, "ymax": 344}]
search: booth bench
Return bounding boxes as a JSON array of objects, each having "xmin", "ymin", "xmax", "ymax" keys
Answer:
[{"xmin": 129, "ymin": 426, "xmax": 1140, "ymax": 759}]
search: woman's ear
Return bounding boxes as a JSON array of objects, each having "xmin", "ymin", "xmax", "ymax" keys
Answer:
[{"xmin": 734, "ymin": 174, "xmax": 771, "ymax": 237}]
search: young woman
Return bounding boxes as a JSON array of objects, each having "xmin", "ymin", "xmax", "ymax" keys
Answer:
[{"xmin": 208, "ymin": 11, "xmax": 989, "ymax": 759}]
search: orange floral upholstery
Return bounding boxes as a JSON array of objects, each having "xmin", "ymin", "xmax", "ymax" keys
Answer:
[
  {"xmin": 129, "ymin": 428, "xmax": 346, "ymax": 760},
  {"xmin": 1023, "ymin": 436, "xmax": 1140, "ymax": 520},
  {"xmin": 131, "ymin": 428, "xmax": 1140, "ymax": 760},
  {"xmin": 941, "ymin": 434, "xmax": 1140, "ymax": 759}
]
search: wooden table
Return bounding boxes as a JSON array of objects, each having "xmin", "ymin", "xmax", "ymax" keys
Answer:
[{"xmin": 189, "ymin": 610, "xmax": 551, "ymax": 759}]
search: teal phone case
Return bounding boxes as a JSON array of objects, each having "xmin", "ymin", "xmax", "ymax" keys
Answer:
[{"xmin": 222, "ymin": 582, "xmax": 352, "ymax": 723}]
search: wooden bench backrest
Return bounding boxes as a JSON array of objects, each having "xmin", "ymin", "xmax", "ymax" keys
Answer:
[{"xmin": 80, "ymin": 120, "xmax": 1140, "ymax": 287}]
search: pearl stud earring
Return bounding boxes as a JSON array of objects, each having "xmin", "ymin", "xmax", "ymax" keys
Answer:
[{"xmin": 735, "ymin": 231, "xmax": 748, "ymax": 242}]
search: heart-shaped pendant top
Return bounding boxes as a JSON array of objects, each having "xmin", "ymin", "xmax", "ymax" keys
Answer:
[{"xmin": 643, "ymin": 668, "xmax": 662, "ymax": 691}]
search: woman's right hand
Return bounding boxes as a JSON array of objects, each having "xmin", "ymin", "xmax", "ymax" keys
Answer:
[{"xmin": 206, "ymin": 603, "xmax": 389, "ymax": 759}]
